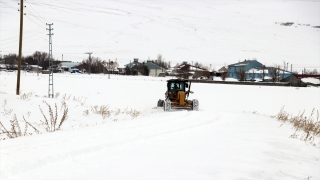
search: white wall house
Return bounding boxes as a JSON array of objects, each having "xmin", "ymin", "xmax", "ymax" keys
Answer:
[
  {"xmin": 145, "ymin": 61, "xmax": 164, "ymax": 76},
  {"xmin": 59, "ymin": 62, "xmax": 81, "ymax": 72},
  {"xmin": 124, "ymin": 59, "xmax": 165, "ymax": 76}
]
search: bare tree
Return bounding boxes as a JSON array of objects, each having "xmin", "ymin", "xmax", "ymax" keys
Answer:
[
  {"xmin": 292, "ymin": 70, "xmax": 299, "ymax": 74},
  {"xmin": 235, "ymin": 68, "xmax": 246, "ymax": 81},
  {"xmin": 130, "ymin": 63, "xmax": 149, "ymax": 76},
  {"xmin": 76, "ymin": 57, "xmax": 105, "ymax": 73},
  {"xmin": 304, "ymin": 69, "xmax": 319, "ymax": 75},
  {"xmin": 311, "ymin": 69, "xmax": 319, "ymax": 75},
  {"xmin": 248, "ymin": 69, "xmax": 255, "ymax": 80},
  {"xmin": 261, "ymin": 65, "xmax": 266, "ymax": 81},
  {"xmin": 282, "ymin": 61, "xmax": 286, "ymax": 80},
  {"xmin": 221, "ymin": 72, "xmax": 229, "ymax": 81},
  {"xmin": 106, "ymin": 60, "xmax": 119, "ymax": 74},
  {"xmin": 269, "ymin": 65, "xmax": 280, "ymax": 82},
  {"xmin": 31, "ymin": 51, "xmax": 49, "ymax": 70},
  {"xmin": 193, "ymin": 62, "xmax": 208, "ymax": 70},
  {"xmin": 3, "ymin": 54, "xmax": 18, "ymax": 69},
  {"xmin": 153, "ymin": 54, "xmax": 169, "ymax": 69}
]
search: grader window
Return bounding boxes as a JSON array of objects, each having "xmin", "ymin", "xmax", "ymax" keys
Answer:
[
  {"xmin": 169, "ymin": 83, "xmax": 176, "ymax": 90},
  {"xmin": 169, "ymin": 82, "xmax": 184, "ymax": 91}
]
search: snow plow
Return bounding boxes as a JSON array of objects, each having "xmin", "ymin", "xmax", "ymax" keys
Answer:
[{"xmin": 157, "ymin": 79, "xmax": 199, "ymax": 111}]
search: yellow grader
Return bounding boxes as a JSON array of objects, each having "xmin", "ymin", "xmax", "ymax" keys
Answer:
[{"xmin": 157, "ymin": 79, "xmax": 199, "ymax": 111}]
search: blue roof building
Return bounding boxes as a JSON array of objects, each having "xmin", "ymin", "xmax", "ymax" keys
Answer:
[{"xmin": 228, "ymin": 60, "xmax": 263, "ymax": 79}]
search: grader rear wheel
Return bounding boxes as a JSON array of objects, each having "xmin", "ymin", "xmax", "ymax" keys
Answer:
[
  {"xmin": 157, "ymin": 100, "xmax": 164, "ymax": 107},
  {"xmin": 164, "ymin": 99, "xmax": 171, "ymax": 111},
  {"xmin": 192, "ymin": 99, "xmax": 199, "ymax": 111}
]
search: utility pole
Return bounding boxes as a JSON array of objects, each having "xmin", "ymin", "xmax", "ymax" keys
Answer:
[
  {"xmin": 85, "ymin": 52, "xmax": 93, "ymax": 74},
  {"xmin": 108, "ymin": 59, "xmax": 110, "ymax": 79},
  {"xmin": 196, "ymin": 65, "xmax": 198, "ymax": 79},
  {"xmin": 46, "ymin": 23, "xmax": 54, "ymax": 98},
  {"xmin": 37, "ymin": 55, "xmax": 39, "ymax": 76},
  {"xmin": 61, "ymin": 54, "xmax": 63, "ymax": 73},
  {"xmin": 16, "ymin": 0, "xmax": 25, "ymax": 95},
  {"xmin": 155, "ymin": 60, "xmax": 157, "ymax": 77},
  {"xmin": 4, "ymin": 55, "xmax": 7, "ymax": 67}
]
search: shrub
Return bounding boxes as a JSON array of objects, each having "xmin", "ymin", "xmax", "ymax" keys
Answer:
[
  {"xmin": 274, "ymin": 106, "xmax": 320, "ymax": 143},
  {"xmin": 39, "ymin": 101, "xmax": 69, "ymax": 132},
  {"xmin": 20, "ymin": 91, "xmax": 34, "ymax": 100},
  {"xmin": 91, "ymin": 105, "xmax": 110, "ymax": 119},
  {"xmin": 0, "ymin": 114, "xmax": 39, "ymax": 139}
]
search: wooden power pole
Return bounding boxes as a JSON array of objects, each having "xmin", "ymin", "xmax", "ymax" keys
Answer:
[{"xmin": 16, "ymin": 0, "xmax": 24, "ymax": 95}]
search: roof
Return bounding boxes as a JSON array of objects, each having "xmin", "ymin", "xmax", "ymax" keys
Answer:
[
  {"xmin": 294, "ymin": 74, "xmax": 320, "ymax": 79},
  {"xmin": 167, "ymin": 79, "xmax": 189, "ymax": 83},
  {"xmin": 145, "ymin": 61, "xmax": 163, "ymax": 70},
  {"xmin": 301, "ymin": 78, "xmax": 320, "ymax": 85},
  {"xmin": 29, "ymin": 65, "xmax": 42, "ymax": 68},
  {"xmin": 228, "ymin": 60, "xmax": 258, "ymax": 67},
  {"xmin": 60, "ymin": 62, "xmax": 80, "ymax": 68},
  {"xmin": 124, "ymin": 61, "xmax": 139, "ymax": 68},
  {"xmin": 125, "ymin": 60, "xmax": 163, "ymax": 70},
  {"xmin": 218, "ymin": 67, "xmax": 228, "ymax": 73},
  {"xmin": 174, "ymin": 63, "xmax": 208, "ymax": 71}
]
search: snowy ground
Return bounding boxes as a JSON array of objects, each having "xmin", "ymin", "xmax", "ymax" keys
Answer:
[
  {"xmin": 0, "ymin": 71, "xmax": 319, "ymax": 180},
  {"xmin": 302, "ymin": 78, "xmax": 320, "ymax": 85}
]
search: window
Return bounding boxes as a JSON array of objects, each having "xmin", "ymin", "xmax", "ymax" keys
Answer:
[{"xmin": 169, "ymin": 82, "xmax": 184, "ymax": 91}]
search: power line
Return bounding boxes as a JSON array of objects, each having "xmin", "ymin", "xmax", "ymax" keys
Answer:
[
  {"xmin": 0, "ymin": 1, "xmax": 17, "ymax": 10},
  {"xmin": 1, "ymin": 26, "xmax": 43, "ymax": 42},
  {"xmin": 25, "ymin": 15, "xmax": 44, "ymax": 29},
  {"xmin": 25, "ymin": 0, "xmax": 47, "ymax": 24}
]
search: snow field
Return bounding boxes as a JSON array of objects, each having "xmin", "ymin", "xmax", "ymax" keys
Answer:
[
  {"xmin": 0, "ymin": 72, "xmax": 320, "ymax": 179},
  {"xmin": 1, "ymin": 0, "xmax": 319, "ymax": 69}
]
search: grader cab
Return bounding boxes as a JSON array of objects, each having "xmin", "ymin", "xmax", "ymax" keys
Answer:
[{"xmin": 157, "ymin": 79, "xmax": 199, "ymax": 111}]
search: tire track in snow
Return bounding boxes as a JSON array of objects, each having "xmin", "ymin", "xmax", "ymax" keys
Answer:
[{"xmin": 1, "ymin": 111, "xmax": 220, "ymax": 179}]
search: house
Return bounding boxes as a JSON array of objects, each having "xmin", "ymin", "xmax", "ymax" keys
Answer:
[
  {"xmin": 218, "ymin": 67, "xmax": 228, "ymax": 73},
  {"xmin": 124, "ymin": 59, "xmax": 164, "ymax": 76},
  {"xmin": 281, "ymin": 22, "xmax": 294, "ymax": 26},
  {"xmin": 104, "ymin": 61, "xmax": 119, "ymax": 74},
  {"xmin": 173, "ymin": 62, "xmax": 209, "ymax": 79},
  {"xmin": 215, "ymin": 66, "xmax": 228, "ymax": 77},
  {"xmin": 293, "ymin": 74, "xmax": 320, "ymax": 80},
  {"xmin": 245, "ymin": 66, "xmax": 294, "ymax": 81},
  {"xmin": 0, "ymin": 64, "xmax": 7, "ymax": 70},
  {"xmin": 284, "ymin": 74, "xmax": 320, "ymax": 87},
  {"xmin": 281, "ymin": 74, "xmax": 307, "ymax": 87},
  {"xmin": 59, "ymin": 62, "xmax": 80, "ymax": 72},
  {"xmin": 145, "ymin": 61, "xmax": 164, "ymax": 76},
  {"xmin": 245, "ymin": 68, "xmax": 268, "ymax": 80},
  {"xmin": 29, "ymin": 65, "xmax": 43, "ymax": 72},
  {"xmin": 263, "ymin": 67, "xmax": 294, "ymax": 82},
  {"xmin": 228, "ymin": 60, "xmax": 263, "ymax": 79},
  {"xmin": 117, "ymin": 62, "xmax": 126, "ymax": 75}
]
